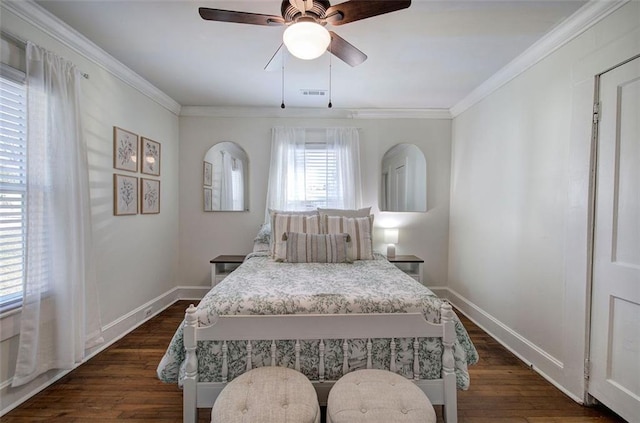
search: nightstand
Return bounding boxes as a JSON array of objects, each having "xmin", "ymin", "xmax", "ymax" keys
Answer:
[
  {"xmin": 388, "ymin": 255, "xmax": 424, "ymax": 283},
  {"xmin": 210, "ymin": 255, "xmax": 246, "ymax": 287}
]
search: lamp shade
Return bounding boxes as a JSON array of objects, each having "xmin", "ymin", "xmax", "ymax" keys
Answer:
[
  {"xmin": 384, "ymin": 228, "xmax": 399, "ymax": 244},
  {"xmin": 283, "ymin": 21, "xmax": 330, "ymax": 60}
]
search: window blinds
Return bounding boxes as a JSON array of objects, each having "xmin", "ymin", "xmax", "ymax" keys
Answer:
[{"xmin": 0, "ymin": 74, "xmax": 27, "ymax": 309}]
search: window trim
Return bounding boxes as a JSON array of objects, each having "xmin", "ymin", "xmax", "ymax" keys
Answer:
[{"xmin": 0, "ymin": 304, "xmax": 21, "ymax": 341}]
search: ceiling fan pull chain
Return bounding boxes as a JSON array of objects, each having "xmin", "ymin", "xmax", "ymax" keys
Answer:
[
  {"xmin": 281, "ymin": 53, "xmax": 286, "ymax": 109},
  {"xmin": 328, "ymin": 41, "xmax": 333, "ymax": 109}
]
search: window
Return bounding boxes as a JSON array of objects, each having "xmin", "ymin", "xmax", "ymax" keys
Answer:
[
  {"xmin": 291, "ymin": 141, "xmax": 339, "ymax": 210},
  {"xmin": 0, "ymin": 73, "xmax": 27, "ymax": 312},
  {"xmin": 268, "ymin": 127, "xmax": 361, "ymax": 213}
]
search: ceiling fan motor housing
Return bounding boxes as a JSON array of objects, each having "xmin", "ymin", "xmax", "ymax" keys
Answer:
[{"xmin": 281, "ymin": 0, "xmax": 331, "ymax": 22}]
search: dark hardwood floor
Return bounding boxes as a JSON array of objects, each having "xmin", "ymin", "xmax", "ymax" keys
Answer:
[{"xmin": 2, "ymin": 301, "xmax": 625, "ymax": 422}]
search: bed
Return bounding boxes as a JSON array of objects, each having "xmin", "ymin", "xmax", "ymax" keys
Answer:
[{"xmin": 157, "ymin": 251, "xmax": 478, "ymax": 423}]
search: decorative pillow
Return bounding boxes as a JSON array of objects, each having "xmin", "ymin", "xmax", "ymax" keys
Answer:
[
  {"xmin": 323, "ymin": 215, "xmax": 374, "ymax": 260},
  {"xmin": 269, "ymin": 209, "xmax": 319, "ymax": 254},
  {"xmin": 318, "ymin": 207, "xmax": 372, "ymax": 218},
  {"xmin": 283, "ymin": 232, "xmax": 351, "ymax": 263},
  {"xmin": 253, "ymin": 223, "xmax": 271, "ymax": 244},
  {"xmin": 271, "ymin": 213, "xmax": 321, "ymax": 260}
]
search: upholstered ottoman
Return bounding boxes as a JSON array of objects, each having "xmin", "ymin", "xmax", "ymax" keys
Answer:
[
  {"xmin": 326, "ymin": 369, "xmax": 436, "ymax": 423},
  {"xmin": 211, "ymin": 366, "xmax": 320, "ymax": 423}
]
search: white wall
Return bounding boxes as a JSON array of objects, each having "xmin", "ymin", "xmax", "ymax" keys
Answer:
[
  {"xmin": 448, "ymin": 1, "xmax": 639, "ymax": 402},
  {"xmin": 0, "ymin": 6, "xmax": 180, "ymax": 412},
  {"xmin": 179, "ymin": 115, "xmax": 451, "ymax": 288}
]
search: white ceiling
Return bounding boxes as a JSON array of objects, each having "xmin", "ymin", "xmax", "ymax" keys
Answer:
[{"xmin": 33, "ymin": 0, "xmax": 587, "ymax": 109}]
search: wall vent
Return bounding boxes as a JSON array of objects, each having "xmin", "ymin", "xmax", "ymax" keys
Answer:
[{"xmin": 300, "ymin": 89, "xmax": 327, "ymax": 96}]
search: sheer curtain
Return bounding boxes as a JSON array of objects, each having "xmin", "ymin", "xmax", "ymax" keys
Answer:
[
  {"xmin": 219, "ymin": 150, "xmax": 234, "ymax": 210},
  {"xmin": 12, "ymin": 42, "xmax": 102, "ymax": 387},
  {"xmin": 231, "ymin": 158, "xmax": 244, "ymax": 211},
  {"xmin": 326, "ymin": 127, "xmax": 362, "ymax": 209},
  {"xmin": 265, "ymin": 127, "xmax": 362, "ymax": 220},
  {"xmin": 265, "ymin": 127, "xmax": 307, "ymax": 219}
]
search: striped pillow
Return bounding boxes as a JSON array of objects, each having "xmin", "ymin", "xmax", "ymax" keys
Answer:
[
  {"xmin": 272, "ymin": 213, "xmax": 321, "ymax": 260},
  {"xmin": 283, "ymin": 232, "xmax": 351, "ymax": 263},
  {"xmin": 323, "ymin": 215, "xmax": 374, "ymax": 260}
]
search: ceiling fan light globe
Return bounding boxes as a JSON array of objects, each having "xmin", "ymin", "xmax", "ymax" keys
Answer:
[{"xmin": 283, "ymin": 21, "xmax": 330, "ymax": 60}]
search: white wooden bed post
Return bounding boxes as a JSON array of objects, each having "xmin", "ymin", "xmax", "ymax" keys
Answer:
[
  {"xmin": 441, "ymin": 302, "xmax": 458, "ymax": 423},
  {"xmin": 183, "ymin": 304, "xmax": 198, "ymax": 423}
]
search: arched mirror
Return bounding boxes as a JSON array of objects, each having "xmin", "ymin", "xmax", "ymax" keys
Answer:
[
  {"xmin": 203, "ymin": 142, "xmax": 249, "ymax": 212},
  {"xmin": 380, "ymin": 144, "xmax": 426, "ymax": 212}
]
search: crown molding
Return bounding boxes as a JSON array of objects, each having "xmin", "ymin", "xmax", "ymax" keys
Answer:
[
  {"xmin": 180, "ymin": 106, "xmax": 451, "ymax": 119},
  {"xmin": 2, "ymin": 0, "xmax": 181, "ymax": 115},
  {"xmin": 450, "ymin": 0, "xmax": 629, "ymax": 117}
]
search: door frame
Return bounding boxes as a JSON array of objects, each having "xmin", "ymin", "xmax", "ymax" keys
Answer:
[{"xmin": 584, "ymin": 53, "xmax": 640, "ymax": 405}]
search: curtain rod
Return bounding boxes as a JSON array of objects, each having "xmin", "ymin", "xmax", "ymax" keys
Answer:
[{"xmin": 1, "ymin": 30, "xmax": 90, "ymax": 79}]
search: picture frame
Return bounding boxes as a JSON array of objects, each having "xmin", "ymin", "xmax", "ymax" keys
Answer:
[
  {"xmin": 114, "ymin": 174, "xmax": 138, "ymax": 215},
  {"xmin": 204, "ymin": 188, "xmax": 213, "ymax": 212},
  {"xmin": 113, "ymin": 127, "xmax": 138, "ymax": 172},
  {"xmin": 141, "ymin": 137, "xmax": 161, "ymax": 176},
  {"xmin": 140, "ymin": 178, "xmax": 160, "ymax": 214},
  {"xmin": 203, "ymin": 161, "xmax": 213, "ymax": 187}
]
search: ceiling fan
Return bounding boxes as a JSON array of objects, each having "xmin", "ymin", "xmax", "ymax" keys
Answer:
[{"xmin": 199, "ymin": 0, "xmax": 411, "ymax": 67}]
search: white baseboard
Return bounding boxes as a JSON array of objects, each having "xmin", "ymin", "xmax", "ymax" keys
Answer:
[
  {"xmin": 440, "ymin": 287, "xmax": 583, "ymax": 404},
  {"xmin": 429, "ymin": 287, "xmax": 449, "ymax": 298},
  {"xmin": 177, "ymin": 286, "xmax": 211, "ymax": 301},
  {"xmin": 0, "ymin": 285, "xmax": 209, "ymax": 417}
]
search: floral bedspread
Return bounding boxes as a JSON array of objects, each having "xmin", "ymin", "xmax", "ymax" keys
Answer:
[{"xmin": 157, "ymin": 253, "xmax": 478, "ymax": 389}]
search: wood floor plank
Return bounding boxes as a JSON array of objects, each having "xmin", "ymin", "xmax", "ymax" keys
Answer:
[{"xmin": 1, "ymin": 300, "xmax": 626, "ymax": 422}]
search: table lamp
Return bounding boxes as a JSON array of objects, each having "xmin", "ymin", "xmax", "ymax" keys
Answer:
[{"xmin": 384, "ymin": 228, "xmax": 399, "ymax": 259}]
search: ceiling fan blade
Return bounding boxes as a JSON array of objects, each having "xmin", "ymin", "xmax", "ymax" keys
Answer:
[
  {"xmin": 264, "ymin": 44, "xmax": 287, "ymax": 72},
  {"xmin": 329, "ymin": 31, "xmax": 367, "ymax": 67},
  {"xmin": 325, "ymin": 0, "xmax": 411, "ymax": 26},
  {"xmin": 199, "ymin": 8, "xmax": 285, "ymax": 26}
]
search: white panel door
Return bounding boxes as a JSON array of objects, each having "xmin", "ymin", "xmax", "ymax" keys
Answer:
[{"xmin": 589, "ymin": 56, "xmax": 640, "ymax": 423}]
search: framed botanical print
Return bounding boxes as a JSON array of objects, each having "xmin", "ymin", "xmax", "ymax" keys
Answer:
[
  {"xmin": 204, "ymin": 188, "xmax": 213, "ymax": 212},
  {"xmin": 140, "ymin": 178, "xmax": 160, "ymax": 214},
  {"xmin": 113, "ymin": 127, "xmax": 138, "ymax": 172},
  {"xmin": 114, "ymin": 174, "xmax": 138, "ymax": 215},
  {"xmin": 141, "ymin": 137, "xmax": 161, "ymax": 176},
  {"xmin": 203, "ymin": 161, "xmax": 213, "ymax": 187}
]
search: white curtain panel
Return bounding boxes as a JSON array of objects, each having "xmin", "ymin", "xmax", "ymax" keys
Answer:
[
  {"xmin": 265, "ymin": 127, "xmax": 362, "ymax": 221},
  {"xmin": 325, "ymin": 127, "xmax": 362, "ymax": 209},
  {"xmin": 220, "ymin": 150, "xmax": 234, "ymax": 210},
  {"xmin": 12, "ymin": 42, "xmax": 103, "ymax": 387},
  {"xmin": 265, "ymin": 127, "xmax": 308, "ymax": 220},
  {"xmin": 232, "ymin": 159, "xmax": 244, "ymax": 211}
]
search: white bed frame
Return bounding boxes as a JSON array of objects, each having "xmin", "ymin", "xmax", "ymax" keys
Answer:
[{"xmin": 182, "ymin": 302, "xmax": 458, "ymax": 423}]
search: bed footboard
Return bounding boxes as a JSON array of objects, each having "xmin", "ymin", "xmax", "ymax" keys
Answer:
[{"xmin": 183, "ymin": 304, "xmax": 458, "ymax": 423}]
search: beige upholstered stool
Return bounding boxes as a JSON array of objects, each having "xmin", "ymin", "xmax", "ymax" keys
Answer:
[
  {"xmin": 211, "ymin": 366, "xmax": 320, "ymax": 423},
  {"xmin": 326, "ymin": 369, "xmax": 436, "ymax": 423}
]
